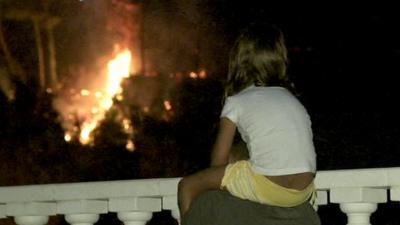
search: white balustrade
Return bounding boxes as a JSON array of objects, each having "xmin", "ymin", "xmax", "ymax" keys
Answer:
[
  {"xmin": 58, "ymin": 200, "xmax": 107, "ymax": 225},
  {"xmin": 340, "ymin": 203, "xmax": 377, "ymax": 225},
  {"xmin": 64, "ymin": 214, "xmax": 99, "ymax": 225},
  {"xmin": 1, "ymin": 204, "xmax": 6, "ymax": 219},
  {"xmin": 330, "ymin": 187, "xmax": 387, "ymax": 225},
  {"xmin": 14, "ymin": 216, "xmax": 49, "ymax": 225},
  {"xmin": 0, "ymin": 168, "xmax": 399, "ymax": 225},
  {"xmin": 162, "ymin": 195, "xmax": 179, "ymax": 223},
  {"xmin": 109, "ymin": 197, "xmax": 161, "ymax": 225},
  {"xmin": 6, "ymin": 202, "xmax": 56, "ymax": 225},
  {"xmin": 117, "ymin": 212, "xmax": 153, "ymax": 225},
  {"xmin": 313, "ymin": 190, "xmax": 328, "ymax": 211}
]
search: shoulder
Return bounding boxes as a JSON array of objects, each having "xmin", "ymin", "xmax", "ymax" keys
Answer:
[
  {"xmin": 238, "ymin": 85, "xmax": 292, "ymax": 99},
  {"xmin": 227, "ymin": 85, "xmax": 296, "ymax": 105}
]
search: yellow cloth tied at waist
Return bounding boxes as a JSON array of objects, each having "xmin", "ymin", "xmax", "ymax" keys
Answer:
[{"xmin": 221, "ymin": 160, "xmax": 315, "ymax": 207}]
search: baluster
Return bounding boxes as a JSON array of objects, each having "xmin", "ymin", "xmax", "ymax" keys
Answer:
[
  {"xmin": 14, "ymin": 216, "xmax": 49, "ymax": 225},
  {"xmin": 340, "ymin": 203, "xmax": 377, "ymax": 225},
  {"xmin": 162, "ymin": 195, "xmax": 179, "ymax": 224},
  {"xmin": 0, "ymin": 204, "xmax": 5, "ymax": 219},
  {"xmin": 109, "ymin": 197, "xmax": 161, "ymax": 225},
  {"xmin": 170, "ymin": 210, "xmax": 180, "ymax": 224},
  {"xmin": 65, "ymin": 214, "xmax": 99, "ymax": 225},
  {"xmin": 57, "ymin": 200, "xmax": 107, "ymax": 225},
  {"xmin": 6, "ymin": 202, "xmax": 56, "ymax": 225},
  {"xmin": 389, "ymin": 186, "xmax": 400, "ymax": 201},
  {"xmin": 330, "ymin": 187, "xmax": 386, "ymax": 225},
  {"xmin": 117, "ymin": 211, "xmax": 153, "ymax": 225},
  {"xmin": 313, "ymin": 190, "xmax": 328, "ymax": 211}
]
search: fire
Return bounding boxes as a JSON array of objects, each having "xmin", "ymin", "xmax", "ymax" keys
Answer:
[
  {"xmin": 64, "ymin": 133, "xmax": 72, "ymax": 142},
  {"xmin": 80, "ymin": 121, "xmax": 98, "ymax": 145},
  {"xmin": 189, "ymin": 72, "xmax": 198, "ymax": 79},
  {"xmin": 164, "ymin": 100, "xmax": 172, "ymax": 111},
  {"xmin": 54, "ymin": 46, "xmax": 135, "ymax": 149},
  {"xmin": 80, "ymin": 89, "xmax": 90, "ymax": 96},
  {"xmin": 106, "ymin": 49, "xmax": 131, "ymax": 97},
  {"xmin": 199, "ymin": 69, "xmax": 207, "ymax": 79},
  {"xmin": 189, "ymin": 70, "xmax": 207, "ymax": 79},
  {"xmin": 75, "ymin": 48, "xmax": 132, "ymax": 146},
  {"xmin": 53, "ymin": 43, "xmax": 209, "ymax": 151},
  {"xmin": 52, "ymin": 0, "xmax": 141, "ymax": 151}
]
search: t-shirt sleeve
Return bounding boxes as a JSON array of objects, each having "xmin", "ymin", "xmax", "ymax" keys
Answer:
[{"xmin": 220, "ymin": 97, "xmax": 239, "ymax": 124}]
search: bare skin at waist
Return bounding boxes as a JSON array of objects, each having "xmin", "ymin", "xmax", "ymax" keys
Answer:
[
  {"xmin": 230, "ymin": 141, "xmax": 314, "ymax": 191},
  {"xmin": 266, "ymin": 172, "xmax": 314, "ymax": 190}
]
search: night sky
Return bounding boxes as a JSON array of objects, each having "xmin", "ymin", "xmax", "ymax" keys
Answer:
[
  {"xmin": 215, "ymin": 7, "xmax": 400, "ymax": 111},
  {"xmin": 144, "ymin": 1, "xmax": 400, "ymax": 112}
]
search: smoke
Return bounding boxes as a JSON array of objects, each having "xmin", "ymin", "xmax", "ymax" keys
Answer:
[{"xmin": 142, "ymin": 0, "xmax": 229, "ymax": 76}]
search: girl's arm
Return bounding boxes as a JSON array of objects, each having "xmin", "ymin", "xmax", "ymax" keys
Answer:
[{"xmin": 210, "ymin": 117, "xmax": 237, "ymax": 167}]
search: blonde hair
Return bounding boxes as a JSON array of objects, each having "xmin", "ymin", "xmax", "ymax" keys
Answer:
[{"xmin": 225, "ymin": 23, "xmax": 290, "ymax": 97}]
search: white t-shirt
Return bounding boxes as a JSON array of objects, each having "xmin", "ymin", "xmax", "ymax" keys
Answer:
[{"xmin": 221, "ymin": 85, "xmax": 316, "ymax": 176}]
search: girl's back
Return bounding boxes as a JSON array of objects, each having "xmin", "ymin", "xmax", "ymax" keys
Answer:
[{"xmin": 222, "ymin": 85, "xmax": 316, "ymax": 182}]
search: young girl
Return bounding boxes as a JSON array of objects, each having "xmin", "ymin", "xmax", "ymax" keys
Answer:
[{"xmin": 178, "ymin": 23, "xmax": 317, "ymax": 218}]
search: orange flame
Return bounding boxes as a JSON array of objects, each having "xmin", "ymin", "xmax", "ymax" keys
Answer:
[
  {"xmin": 52, "ymin": 46, "xmax": 135, "ymax": 148},
  {"xmin": 75, "ymin": 48, "xmax": 132, "ymax": 145},
  {"xmin": 106, "ymin": 49, "xmax": 131, "ymax": 97}
]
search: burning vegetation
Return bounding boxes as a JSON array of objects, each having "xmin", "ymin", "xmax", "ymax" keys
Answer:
[
  {"xmin": 0, "ymin": 0, "xmax": 221, "ymax": 186},
  {"xmin": 52, "ymin": 44, "xmax": 209, "ymax": 151},
  {"xmin": 47, "ymin": 0, "xmax": 212, "ymax": 151},
  {"xmin": 53, "ymin": 46, "xmax": 135, "ymax": 150}
]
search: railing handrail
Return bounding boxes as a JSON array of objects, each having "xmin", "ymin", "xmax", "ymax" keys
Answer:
[
  {"xmin": 0, "ymin": 167, "xmax": 399, "ymax": 204},
  {"xmin": 1, "ymin": 167, "xmax": 400, "ymax": 225},
  {"xmin": 0, "ymin": 178, "xmax": 180, "ymax": 203},
  {"xmin": 316, "ymin": 166, "xmax": 400, "ymax": 189}
]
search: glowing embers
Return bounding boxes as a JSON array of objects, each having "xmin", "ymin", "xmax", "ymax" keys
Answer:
[
  {"xmin": 189, "ymin": 70, "xmax": 207, "ymax": 79},
  {"xmin": 164, "ymin": 100, "xmax": 172, "ymax": 111}
]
